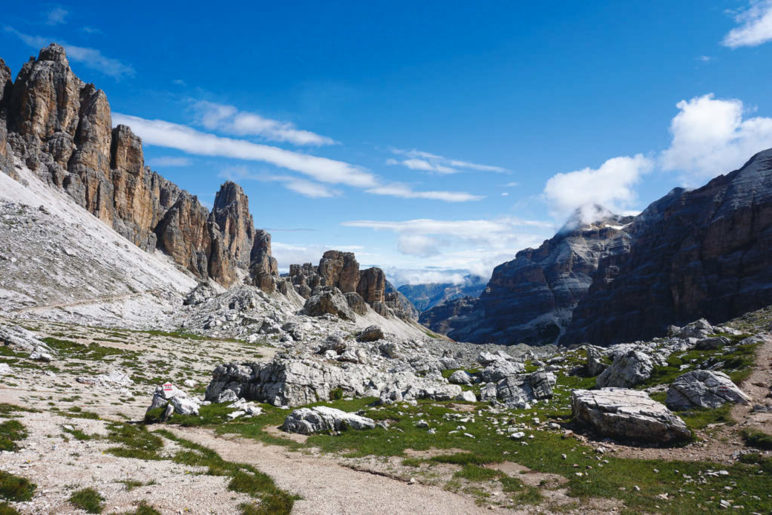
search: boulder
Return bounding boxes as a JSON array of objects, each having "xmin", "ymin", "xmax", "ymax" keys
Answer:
[
  {"xmin": 596, "ymin": 350, "xmax": 654, "ymax": 388},
  {"xmin": 345, "ymin": 292, "xmax": 367, "ymax": 315},
  {"xmin": 480, "ymin": 359, "xmax": 525, "ymax": 383},
  {"xmin": 281, "ymin": 406, "xmax": 375, "ymax": 434},
  {"xmin": 695, "ymin": 336, "xmax": 729, "ymax": 351},
  {"xmin": 448, "ymin": 370, "xmax": 473, "ymax": 385},
  {"xmin": 0, "ymin": 324, "xmax": 54, "ymax": 361},
  {"xmin": 571, "ymin": 388, "xmax": 691, "ymax": 444},
  {"xmin": 666, "ymin": 370, "xmax": 750, "ymax": 410},
  {"xmin": 495, "ymin": 371, "xmax": 556, "ymax": 408},
  {"xmin": 357, "ymin": 325, "xmax": 384, "ymax": 342},
  {"xmin": 0, "ymin": 363, "xmax": 11, "ymax": 376},
  {"xmin": 303, "ymin": 287, "xmax": 355, "ymax": 320},
  {"xmin": 146, "ymin": 384, "xmax": 201, "ymax": 420},
  {"xmin": 585, "ymin": 346, "xmax": 607, "ymax": 376},
  {"xmin": 456, "ymin": 390, "xmax": 477, "ymax": 402}
]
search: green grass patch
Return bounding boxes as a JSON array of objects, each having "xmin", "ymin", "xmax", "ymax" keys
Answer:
[
  {"xmin": 676, "ymin": 404, "xmax": 734, "ymax": 430},
  {"xmin": 41, "ymin": 337, "xmax": 126, "ymax": 361},
  {"xmin": 157, "ymin": 430, "xmax": 295, "ymax": 513},
  {"xmin": 62, "ymin": 425, "xmax": 96, "ymax": 441},
  {"xmin": 0, "ymin": 420, "xmax": 27, "ymax": 451},
  {"xmin": 741, "ymin": 428, "xmax": 772, "ymax": 450},
  {"xmin": 104, "ymin": 423, "xmax": 164, "ymax": 460},
  {"xmin": 499, "ymin": 476, "xmax": 543, "ymax": 504},
  {"xmin": 0, "ymin": 502, "xmax": 20, "ymax": 515},
  {"xmin": 0, "ymin": 471, "xmax": 35, "ymax": 502},
  {"xmin": 454, "ymin": 464, "xmax": 500, "ymax": 481},
  {"xmin": 69, "ymin": 488, "xmax": 104, "ymax": 513},
  {"xmin": 643, "ymin": 342, "xmax": 759, "ymax": 389}
]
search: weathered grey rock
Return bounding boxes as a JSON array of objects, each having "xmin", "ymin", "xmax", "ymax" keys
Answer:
[
  {"xmin": 571, "ymin": 388, "xmax": 691, "ymax": 444},
  {"xmin": 477, "ymin": 350, "xmax": 514, "ymax": 366},
  {"xmin": 345, "ymin": 292, "xmax": 367, "ymax": 315},
  {"xmin": 585, "ymin": 346, "xmax": 607, "ymax": 376},
  {"xmin": 0, "ymin": 324, "xmax": 54, "ymax": 361},
  {"xmin": 677, "ymin": 319, "xmax": 714, "ymax": 339},
  {"xmin": 480, "ymin": 359, "xmax": 526, "ymax": 383},
  {"xmin": 596, "ymin": 350, "xmax": 654, "ymax": 388},
  {"xmin": 303, "ymin": 287, "xmax": 355, "ymax": 320},
  {"xmin": 146, "ymin": 384, "xmax": 201, "ymax": 419},
  {"xmin": 281, "ymin": 406, "xmax": 375, "ymax": 434},
  {"xmin": 456, "ymin": 390, "xmax": 477, "ymax": 402},
  {"xmin": 695, "ymin": 336, "xmax": 729, "ymax": 350},
  {"xmin": 495, "ymin": 371, "xmax": 556, "ymax": 408},
  {"xmin": 666, "ymin": 370, "xmax": 750, "ymax": 410},
  {"xmin": 357, "ymin": 325, "xmax": 384, "ymax": 342},
  {"xmin": 448, "ymin": 370, "xmax": 473, "ymax": 385},
  {"xmin": 0, "ymin": 363, "xmax": 11, "ymax": 376}
]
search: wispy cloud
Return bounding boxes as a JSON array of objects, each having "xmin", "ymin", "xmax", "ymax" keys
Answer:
[
  {"xmin": 220, "ymin": 166, "xmax": 340, "ymax": 198},
  {"xmin": 114, "ymin": 113, "xmax": 482, "ymax": 202},
  {"xmin": 660, "ymin": 93, "xmax": 772, "ymax": 183},
  {"xmin": 366, "ymin": 183, "xmax": 484, "ymax": 202},
  {"xmin": 723, "ymin": 0, "xmax": 772, "ymax": 48},
  {"xmin": 148, "ymin": 156, "xmax": 192, "ymax": 168},
  {"xmin": 114, "ymin": 113, "xmax": 376, "ymax": 187},
  {"xmin": 45, "ymin": 7, "xmax": 68, "ymax": 25},
  {"xmin": 5, "ymin": 27, "xmax": 134, "ymax": 79},
  {"xmin": 387, "ymin": 148, "xmax": 507, "ymax": 174},
  {"xmin": 194, "ymin": 100, "xmax": 335, "ymax": 146}
]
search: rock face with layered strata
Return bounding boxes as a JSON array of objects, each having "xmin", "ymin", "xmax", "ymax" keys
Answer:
[
  {"xmin": 0, "ymin": 44, "xmax": 277, "ymax": 289},
  {"xmin": 564, "ymin": 151, "xmax": 772, "ymax": 345},
  {"xmin": 422, "ymin": 211, "xmax": 633, "ymax": 345}
]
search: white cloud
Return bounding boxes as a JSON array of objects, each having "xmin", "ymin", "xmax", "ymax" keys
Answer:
[
  {"xmin": 660, "ymin": 94, "xmax": 772, "ymax": 183},
  {"xmin": 388, "ymin": 148, "xmax": 507, "ymax": 174},
  {"xmin": 219, "ymin": 166, "xmax": 340, "ymax": 198},
  {"xmin": 113, "ymin": 113, "xmax": 377, "ymax": 187},
  {"xmin": 723, "ymin": 0, "xmax": 772, "ymax": 48},
  {"xmin": 46, "ymin": 7, "xmax": 68, "ymax": 25},
  {"xmin": 194, "ymin": 101, "xmax": 335, "ymax": 146},
  {"xmin": 384, "ymin": 267, "xmax": 469, "ymax": 286},
  {"xmin": 5, "ymin": 28, "xmax": 134, "ymax": 79},
  {"xmin": 397, "ymin": 234, "xmax": 442, "ymax": 257},
  {"xmin": 366, "ymin": 183, "xmax": 484, "ymax": 202},
  {"xmin": 115, "ymin": 114, "xmax": 481, "ymax": 202},
  {"xmin": 148, "ymin": 156, "xmax": 192, "ymax": 167},
  {"xmin": 543, "ymin": 154, "xmax": 653, "ymax": 220},
  {"xmin": 271, "ymin": 241, "xmax": 365, "ymax": 271}
]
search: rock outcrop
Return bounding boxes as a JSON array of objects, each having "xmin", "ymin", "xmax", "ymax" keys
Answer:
[
  {"xmin": 422, "ymin": 210, "xmax": 633, "ymax": 345},
  {"xmin": 666, "ymin": 370, "xmax": 750, "ymax": 410},
  {"xmin": 0, "ymin": 44, "xmax": 277, "ymax": 289},
  {"xmin": 288, "ymin": 251, "xmax": 418, "ymax": 320},
  {"xmin": 596, "ymin": 350, "xmax": 655, "ymax": 388},
  {"xmin": 281, "ymin": 406, "xmax": 375, "ymax": 434},
  {"xmin": 571, "ymin": 388, "xmax": 691, "ymax": 444}
]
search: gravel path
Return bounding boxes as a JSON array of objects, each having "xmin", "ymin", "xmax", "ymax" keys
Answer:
[{"xmin": 168, "ymin": 427, "xmax": 517, "ymax": 515}]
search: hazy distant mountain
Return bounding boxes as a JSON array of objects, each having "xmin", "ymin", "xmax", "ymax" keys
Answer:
[{"xmin": 398, "ymin": 275, "xmax": 487, "ymax": 312}]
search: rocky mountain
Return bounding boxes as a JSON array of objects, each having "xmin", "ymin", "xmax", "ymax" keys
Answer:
[
  {"xmin": 562, "ymin": 149, "xmax": 772, "ymax": 345},
  {"xmin": 424, "ymin": 152, "xmax": 772, "ymax": 347},
  {"xmin": 397, "ymin": 275, "xmax": 487, "ymax": 312},
  {"xmin": 421, "ymin": 211, "xmax": 634, "ymax": 345},
  {"xmin": 0, "ymin": 44, "xmax": 277, "ymax": 290}
]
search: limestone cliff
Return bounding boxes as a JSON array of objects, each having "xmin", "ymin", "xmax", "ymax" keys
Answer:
[{"xmin": 0, "ymin": 44, "xmax": 277, "ymax": 289}]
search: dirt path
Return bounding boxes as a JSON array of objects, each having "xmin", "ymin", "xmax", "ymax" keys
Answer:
[
  {"xmin": 167, "ymin": 427, "xmax": 519, "ymax": 515},
  {"xmin": 12, "ymin": 290, "xmax": 163, "ymax": 313}
]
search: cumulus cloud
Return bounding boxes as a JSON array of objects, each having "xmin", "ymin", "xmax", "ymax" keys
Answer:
[
  {"xmin": 45, "ymin": 7, "xmax": 68, "ymax": 25},
  {"xmin": 5, "ymin": 28, "xmax": 134, "ymax": 79},
  {"xmin": 723, "ymin": 0, "xmax": 772, "ymax": 48},
  {"xmin": 342, "ymin": 216, "xmax": 552, "ymax": 275},
  {"xmin": 543, "ymin": 154, "xmax": 653, "ymax": 220},
  {"xmin": 194, "ymin": 101, "xmax": 336, "ymax": 146},
  {"xmin": 387, "ymin": 148, "xmax": 507, "ymax": 174},
  {"xmin": 660, "ymin": 94, "xmax": 772, "ymax": 183}
]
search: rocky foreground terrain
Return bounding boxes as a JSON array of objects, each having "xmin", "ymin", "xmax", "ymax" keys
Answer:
[{"xmin": 0, "ymin": 44, "xmax": 771, "ymax": 514}]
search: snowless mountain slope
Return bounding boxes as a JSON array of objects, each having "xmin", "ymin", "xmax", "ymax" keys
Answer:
[{"xmin": 0, "ymin": 160, "xmax": 198, "ymax": 326}]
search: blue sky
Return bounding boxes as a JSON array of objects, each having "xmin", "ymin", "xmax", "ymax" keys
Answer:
[{"xmin": 3, "ymin": 1, "xmax": 772, "ymax": 284}]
